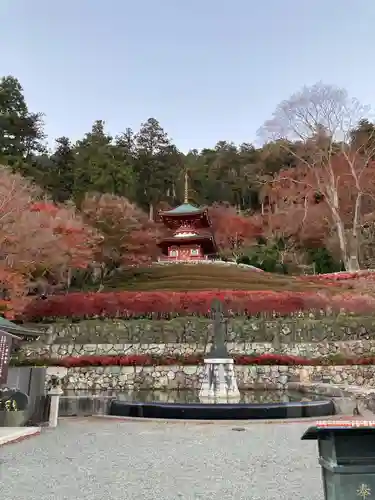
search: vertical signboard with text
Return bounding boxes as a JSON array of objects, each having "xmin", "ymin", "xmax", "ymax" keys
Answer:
[{"xmin": 0, "ymin": 331, "xmax": 12, "ymax": 386}]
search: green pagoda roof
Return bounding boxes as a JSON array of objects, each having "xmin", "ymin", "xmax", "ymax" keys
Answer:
[{"xmin": 160, "ymin": 203, "xmax": 204, "ymax": 216}]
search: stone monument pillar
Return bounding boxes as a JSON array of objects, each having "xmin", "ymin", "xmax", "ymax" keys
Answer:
[
  {"xmin": 48, "ymin": 375, "xmax": 63, "ymax": 428},
  {"xmin": 199, "ymin": 300, "xmax": 240, "ymax": 403}
]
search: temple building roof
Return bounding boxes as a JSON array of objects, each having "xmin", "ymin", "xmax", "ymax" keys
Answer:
[
  {"xmin": 158, "ymin": 172, "xmax": 211, "ymax": 228},
  {"xmin": 0, "ymin": 316, "xmax": 42, "ymax": 340},
  {"xmin": 157, "ymin": 231, "xmax": 217, "ymax": 254},
  {"xmin": 159, "ymin": 202, "xmax": 204, "ymax": 217},
  {"xmin": 160, "ymin": 231, "xmax": 215, "ymax": 242}
]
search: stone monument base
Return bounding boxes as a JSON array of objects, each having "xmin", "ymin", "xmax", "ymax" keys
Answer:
[{"xmin": 199, "ymin": 358, "xmax": 240, "ymax": 403}]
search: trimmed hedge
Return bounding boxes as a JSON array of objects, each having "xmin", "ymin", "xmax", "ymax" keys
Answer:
[
  {"xmin": 20, "ymin": 290, "xmax": 375, "ymax": 321},
  {"xmin": 13, "ymin": 353, "xmax": 375, "ymax": 367}
]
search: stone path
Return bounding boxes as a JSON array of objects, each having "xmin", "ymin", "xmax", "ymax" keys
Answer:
[{"xmin": 0, "ymin": 418, "xmax": 323, "ymax": 500}]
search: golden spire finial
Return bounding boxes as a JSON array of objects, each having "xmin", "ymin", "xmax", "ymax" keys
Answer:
[{"xmin": 184, "ymin": 170, "xmax": 189, "ymax": 203}]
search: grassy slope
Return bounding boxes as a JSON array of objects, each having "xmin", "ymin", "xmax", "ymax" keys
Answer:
[{"xmin": 90, "ymin": 263, "xmax": 336, "ymax": 292}]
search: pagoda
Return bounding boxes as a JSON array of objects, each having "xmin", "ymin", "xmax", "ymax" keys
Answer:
[{"xmin": 157, "ymin": 173, "xmax": 217, "ymax": 261}]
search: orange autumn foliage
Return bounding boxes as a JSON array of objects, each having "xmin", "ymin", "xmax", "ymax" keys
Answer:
[
  {"xmin": 81, "ymin": 193, "xmax": 163, "ymax": 268},
  {"xmin": 29, "ymin": 201, "xmax": 99, "ymax": 279},
  {"xmin": 0, "ymin": 166, "xmax": 98, "ymax": 314},
  {"xmin": 209, "ymin": 203, "xmax": 262, "ymax": 257},
  {"xmin": 259, "ymin": 154, "xmax": 375, "ymax": 249}
]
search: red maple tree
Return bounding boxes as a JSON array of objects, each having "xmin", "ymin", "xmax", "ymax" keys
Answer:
[
  {"xmin": 29, "ymin": 200, "xmax": 99, "ymax": 288},
  {"xmin": 209, "ymin": 203, "xmax": 262, "ymax": 258},
  {"xmin": 260, "ymin": 154, "xmax": 375, "ymax": 266},
  {"xmin": 0, "ymin": 167, "xmax": 98, "ymax": 315},
  {"xmin": 81, "ymin": 193, "xmax": 162, "ymax": 272}
]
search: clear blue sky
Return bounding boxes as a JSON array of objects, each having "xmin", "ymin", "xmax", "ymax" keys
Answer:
[{"xmin": 1, "ymin": 0, "xmax": 375, "ymax": 152}]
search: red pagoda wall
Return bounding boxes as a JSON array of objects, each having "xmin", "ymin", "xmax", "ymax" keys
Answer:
[{"xmin": 167, "ymin": 244, "xmax": 204, "ymax": 260}]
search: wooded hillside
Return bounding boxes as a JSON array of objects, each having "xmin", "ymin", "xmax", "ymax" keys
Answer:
[{"xmin": 2, "ymin": 75, "xmax": 375, "ymax": 292}]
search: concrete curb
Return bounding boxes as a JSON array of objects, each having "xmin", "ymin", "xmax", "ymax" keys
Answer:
[
  {"xmin": 89, "ymin": 414, "xmax": 358, "ymax": 425},
  {"xmin": 0, "ymin": 427, "xmax": 41, "ymax": 447}
]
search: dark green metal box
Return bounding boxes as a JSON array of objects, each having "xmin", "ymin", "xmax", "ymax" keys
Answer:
[{"xmin": 302, "ymin": 422, "xmax": 375, "ymax": 499}]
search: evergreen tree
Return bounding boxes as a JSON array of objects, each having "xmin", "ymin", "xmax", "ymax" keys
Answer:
[
  {"xmin": 74, "ymin": 120, "xmax": 134, "ymax": 203},
  {"xmin": 0, "ymin": 75, "xmax": 45, "ymax": 176},
  {"xmin": 48, "ymin": 136, "xmax": 76, "ymax": 202},
  {"xmin": 135, "ymin": 118, "xmax": 181, "ymax": 219}
]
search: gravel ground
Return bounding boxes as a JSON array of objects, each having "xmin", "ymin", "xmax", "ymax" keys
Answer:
[{"xmin": 0, "ymin": 418, "xmax": 323, "ymax": 500}]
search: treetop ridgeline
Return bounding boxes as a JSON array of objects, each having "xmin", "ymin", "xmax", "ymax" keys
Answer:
[{"xmin": 1, "ymin": 74, "xmax": 375, "ymax": 312}]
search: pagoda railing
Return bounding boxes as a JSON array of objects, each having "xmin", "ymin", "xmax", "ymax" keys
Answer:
[{"xmin": 157, "ymin": 255, "xmax": 222, "ymax": 263}]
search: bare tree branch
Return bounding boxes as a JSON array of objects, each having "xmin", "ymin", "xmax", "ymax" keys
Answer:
[{"xmin": 258, "ymin": 82, "xmax": 375, "ymax": 271}]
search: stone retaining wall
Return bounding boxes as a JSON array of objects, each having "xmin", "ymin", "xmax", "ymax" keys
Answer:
[
  {"xmin": 22, "ymin": 339, "xmax": 375, "ymax": 359},
  {"xmin": 55, "ymin": 364, "xmax": 375, "ymax": 392},
  {"xmin": 28, "ymin": 316, "xmax": 375, "ymax": 344}
]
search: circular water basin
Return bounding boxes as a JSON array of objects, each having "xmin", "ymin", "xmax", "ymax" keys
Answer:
[{"xmin": 109, "ymin": 389, "xmax": 335, "ymax": 420}]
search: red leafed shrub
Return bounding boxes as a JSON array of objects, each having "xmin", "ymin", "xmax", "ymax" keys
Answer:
[
  {"xmin": 301, "ymin": 271, "xmax": 375, "ymax": 282},
  {"xmin": 235, "ymin": 353, "xmax": 315, "ymax": 365},
  {"xmin": 58, "ymin": 355, "xmax": 154, "ymax": 367},
  {"xmin": 56, "ymin": 354, "xmax": 204, "ymax": 368},
  {"xmin": 57, "ymin": 353, "xmax": 312, "ymax": 367},
  {"xmin": 20, "ymin": 289, "xmax": 375, "ymax": 321},
  {"xmin": 16, "ymin": 353, "xmax": 375, "ymax": 367}
]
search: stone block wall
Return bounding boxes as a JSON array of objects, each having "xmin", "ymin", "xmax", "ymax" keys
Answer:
[
  {"xmin": 27, "ymin": 316, "xmax": 375, "ymax": 345},
  {"xmin": 57, "ymin": 364, "xmax": 375, "ymax": 392},
  {"xmin": 20, "ymin": 318, "xmax": 375, "ymax": 396},
  {"xmin": 22, "ymin": 339, "xmax": 375, "ymax": 359}
]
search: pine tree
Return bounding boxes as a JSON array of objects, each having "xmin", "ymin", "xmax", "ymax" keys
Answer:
[
  {"xmin": 0, "ymin": 75, "xmax": 45, "ymax": 175},
  {"xmin": 135, "ymin": 118, "xmax": 182, "ymax": 219}
]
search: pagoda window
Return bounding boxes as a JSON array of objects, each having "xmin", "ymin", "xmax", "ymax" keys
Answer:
[
  {"xmin": 169, "ymin": 249, "xmax": 178, "ymax": 257},
  {"xmin": 190, "ymin": 248, "xmax": 200, "ymax": 256}
]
